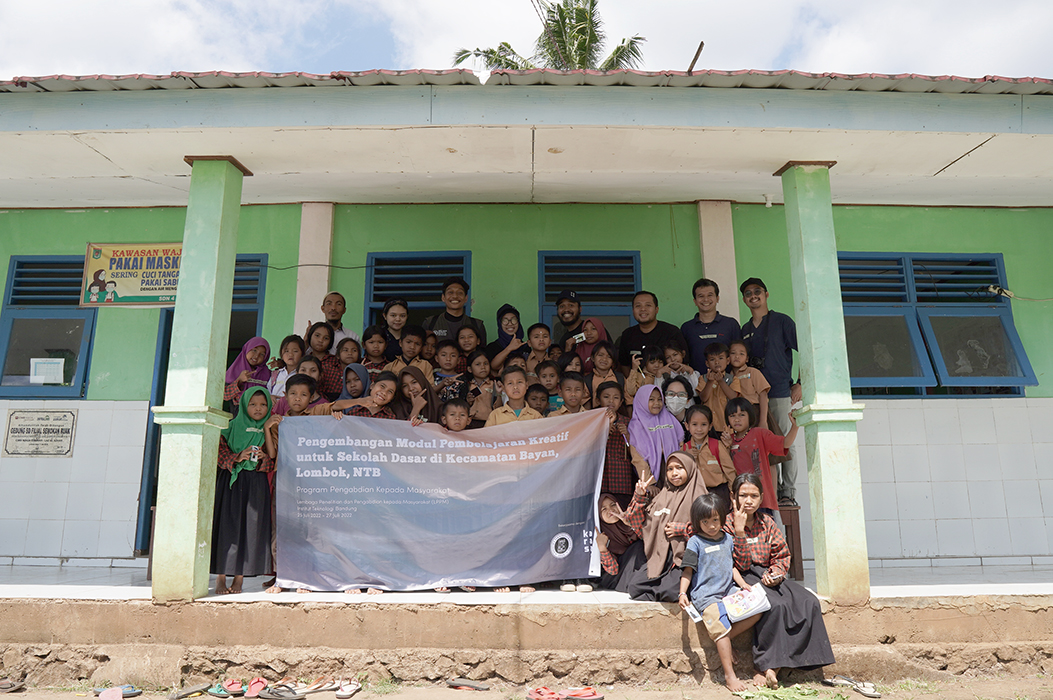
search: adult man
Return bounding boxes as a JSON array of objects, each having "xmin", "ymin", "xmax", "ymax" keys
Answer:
[
  {"xmin": 681, "ymin": 278, "xmax": 741, "ymax": 369},
  {"xmin": 304, "ymin": 291, "xmax": 359, "ymax": 354},
  {"xmin": 739, "ymin": 277, "xmax": 802, "ymax": 506},
  {"xmin": 551, "ymin": 289, "xmax": 584, "ymax": 347},
  {"xmin": 423, "ymin": 276, "xmax": 487, "ymax": 345},
  {"xmin": 617, "ymin": 291, "xmax": 685, "ymax": 374}
]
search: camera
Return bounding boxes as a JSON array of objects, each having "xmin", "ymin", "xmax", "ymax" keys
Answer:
[{"xmin": 747, "ymin": 356, "xmax": 765, "ymax": 370}]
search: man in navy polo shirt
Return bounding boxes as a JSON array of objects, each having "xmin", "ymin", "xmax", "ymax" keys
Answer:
[
  {"xmin": 680, "ymin": 278, "xmax": 741, "ymax": 370},
  {"xmin": 740, "ymin": 277, "xmax": 802, "ymax": 506}
]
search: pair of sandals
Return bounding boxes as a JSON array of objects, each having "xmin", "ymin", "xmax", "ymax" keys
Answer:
[
  {"xmin": 206, "ymin": 679, "xmax": 248, "ymax": 698},
  {"xmin": 528, "ymin": 687, "xmax": 603, "ymax": 700},
  {"xmin": 824, "ymin": 675, "xmax": 881, "ymax": 698}
]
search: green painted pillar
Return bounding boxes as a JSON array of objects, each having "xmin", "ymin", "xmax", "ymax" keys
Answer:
[
  {"xmin": 151, "ymin": 156, "xmax": 252, "ymax": 602},
  {"xmin": 776, "ymin": 161, "xmax": 870, "ymax": 605}
]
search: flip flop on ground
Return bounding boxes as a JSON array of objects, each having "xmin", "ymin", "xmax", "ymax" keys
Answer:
[
  {"xmin": 334, "ymin": 680, "xmax": 361, "ymax": 700},
  {"xmin": 446, "ymin": 678, "xmax": 489, "ymax": 691},
  {"xmin": 0, "ymin": 679, "xmax": 24, "ymax": 694},
  {"xmin": 221, "ymin": 680, "xmax": 245, "ymax": 697},
  {"xmin": 169, "ymin": 683, "xmax": 211, "ymax": 700},
  {"xmin": 244, "ymin": 678, "xmax": 267, "ymax": 699},
  {"xmin": 93, "ymin": 686, "xmax": 142, "ymax": 698}
]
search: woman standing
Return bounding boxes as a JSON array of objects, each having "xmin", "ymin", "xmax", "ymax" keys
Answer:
[
  {"xmin": 724, "ymin": 473, "xmax": 834, "ymax": 688},
  {"xmin": 380, "ymin": 298, "xmax": 410, "ymax": 362}
]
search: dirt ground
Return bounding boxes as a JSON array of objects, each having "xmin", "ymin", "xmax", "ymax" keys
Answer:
[{"xmin": 7, "ymin": 676, "xmax": 1053, "ymax": 700}]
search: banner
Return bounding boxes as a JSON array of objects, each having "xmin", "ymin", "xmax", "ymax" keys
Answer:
[
  {"xmin": 275, "ymin": 410, "xmax": 609, "ymax": 591},
  {"xmin": 80, "ymin": 243, "xmax": 182, "ymax": 307}
]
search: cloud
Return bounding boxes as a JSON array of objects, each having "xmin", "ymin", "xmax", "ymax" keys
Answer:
[{"xmin": 1, "ymin": 0, "xmax": 1051, "ymax": 80}]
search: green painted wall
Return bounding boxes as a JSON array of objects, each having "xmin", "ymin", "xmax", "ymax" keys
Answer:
[
  {"xmin": 0, "ymin": 205, "xmax": 301, "ymax": 401},
  {"xmin": 330, "ymin": 203, "xmax": 704, "ymax": 334},
  {"xmin": 731, "ymin": 204, "xmax": 1053, "ymax": 396}
]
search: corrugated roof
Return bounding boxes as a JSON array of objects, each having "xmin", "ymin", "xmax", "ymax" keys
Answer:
[{"xmin": 2, "ymin": 68, "xmax": 1052, "ymax": 95}]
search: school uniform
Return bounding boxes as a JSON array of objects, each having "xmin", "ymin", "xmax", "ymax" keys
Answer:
[
  {"xmin": 316, "ymin": 353, "xmax": 344, "ymax": 400},
  {"xmin": 383, "ymin": 356, "xmax": 436, "ymax": 383},
  {"xmin": 484, "ymin": 404, "xmax": 544, "ymax": 427},
  {"xmin": 585, "ymin": 368, "xmax": 623, "ymax": 405},
  {"xmin": 548, "ymin": 404, "xmax": 586, "ymax": 416},
  {"xmin": 701, "ymin": 371, "xmax": 734, "ymax": 432},
  {"xmin": 625, "ymin": 369, "xmax": 659, "ymax": 404}
]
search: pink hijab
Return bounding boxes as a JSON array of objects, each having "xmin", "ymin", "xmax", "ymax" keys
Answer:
[
  {"xmin": 627, "ymin": 384, "xmax": 684, "ymax": 483},
  {"xmin": 225, "ymin": 336, "xmax": 271, "ymax": 387},
  {"xmin": 575, "ymin": 317, "xmax": 610, "ymax": 374}
]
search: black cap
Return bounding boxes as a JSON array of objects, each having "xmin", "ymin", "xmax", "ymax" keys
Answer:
[
  {"xmin": 739, "ymin": 277, "xmax": 767, "ymax": 295},
  {"xmin": 442, "ymin": 276, "xmax": 470, "ymax": 294},
  {"xmin": 556, "ymin": 289, "xmax": 579, "ymax": 304}
]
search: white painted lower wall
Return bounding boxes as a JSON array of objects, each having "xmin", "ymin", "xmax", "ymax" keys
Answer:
[
  {"xmin": 0, "ymin": 399, "xmax": 148, "ymax": 562},
  {"xmin": 793, "ymin": 396, "xmax": 1053, "ymax": 566}
]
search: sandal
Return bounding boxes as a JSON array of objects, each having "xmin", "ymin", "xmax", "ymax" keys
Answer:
[
  {"xmin": 222, "ymin": 680, "xmax": 245, "ymax": 697},
  {"xmin": 245, "ymin": 678, "xmax": 267, "ymax": 699},
  {"xmin": 0, "ymin": 679, "xmax": 25, "ymax": 695},
  {"xmin": 560, "ymin": 688, "xmax": 604, "ymax": 700},
  {"xmin": 527, "ymin": 688, "xmax": 560, "ymax": 700},
  {"xmin": 206, "ymin": 685, "xmax": 230, "ymax": 698},
  {"xmin": 446, "ymin": 678, "xmax": 488, "ymax": 691},
  {"xmin": 823, "ymin": 677, "xmax": 880, "ymax": 698},
  {"xmin": 334, "ymin": 680, "xmax": 361, "ymax": 700},
  {"xmin": 94, "ymin": 686, "xmax": 142, "ymax": 698},
  {"xmin": 170, "ymin": 684, "xmax": 212, "ymax": 700}
]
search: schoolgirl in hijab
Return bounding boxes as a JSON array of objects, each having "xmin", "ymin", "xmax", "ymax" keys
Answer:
[
  {"xmin": 601, "ymin": 450, "xmax": 708, "ymax": 601},
  {"xmin": 224, "ymin": 336, "xmax": 272, "ymax": 404},
  {"xmin": 337, "ymin": 364, "xmax": 372, "ymax": 409},
  {"xmin": 627, "ymin": 383, "xmax": 685, "ymax": 485}
]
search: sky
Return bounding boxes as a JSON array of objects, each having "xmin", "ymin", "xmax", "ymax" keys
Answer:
[{"xmin": 1, "ymin": 0, "xmax": 1051, "ymax": 80}]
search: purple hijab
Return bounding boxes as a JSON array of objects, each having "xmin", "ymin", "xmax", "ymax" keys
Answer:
[
  {"xmin": 225, "ymin": 336, "xmax": 271, "ymax": 386},
  {"xmin": 627, "ymin": 383, "xmax": 683, "ymax": 482}
]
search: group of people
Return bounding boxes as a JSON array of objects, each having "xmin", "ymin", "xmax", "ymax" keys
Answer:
[{"xmin": 209, "ymin": 275, "xmax": 832, "ymax": 691}]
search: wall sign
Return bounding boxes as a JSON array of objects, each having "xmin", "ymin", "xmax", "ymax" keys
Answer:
[
  {"xmin": 4, "ymin": 410, "xmax": 77, "ymax": 458},
  {"xmin": 80, "ymin": 243, "xmax": 182, "ymax": 307}
]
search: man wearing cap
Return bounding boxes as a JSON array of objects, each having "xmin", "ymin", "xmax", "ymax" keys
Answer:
[
  {"xmin": 552, "ymin": 289, "xmax": 584, "ymax": 348},
  {"xmin": 740, "ymin": 277, "xmax": 802, "ymax": 506},
  {"xmin": 681, "ymin": 278, "xmax": 741, "ymax": 370},
  {"xmin": 304, "ymin": 291, "xmax": 360, "ymax": 354},
  {"xmin": 423, "ymin": 276, "xmax": 487, "ymax": 345}
]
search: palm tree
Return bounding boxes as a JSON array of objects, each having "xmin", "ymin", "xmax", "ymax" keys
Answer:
[{"xmin": 452, "ymin": 0, "xmax": 645, "ymax": 71}]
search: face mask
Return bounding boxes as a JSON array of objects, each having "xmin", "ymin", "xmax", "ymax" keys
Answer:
[{"xmin": 665, "ymin": 396, "xmax": 689, "ymax": 415}]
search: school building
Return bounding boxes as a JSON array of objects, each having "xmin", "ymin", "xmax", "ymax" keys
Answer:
[{"xmin": 1, "ymin": 68, "xmax": 1051, "ymax": 603}]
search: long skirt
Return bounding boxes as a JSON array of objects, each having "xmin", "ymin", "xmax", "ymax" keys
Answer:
[
  {"xmin": 599, "ymin": 539, "xmax": 680, "ymax": 602},
  {"xmin": 210, "ymin": 468, "xmax": 273, "ymax": 576},
  {"xmin": 742, "ymin": 565, "xmax": 835, "ymax": 671}
]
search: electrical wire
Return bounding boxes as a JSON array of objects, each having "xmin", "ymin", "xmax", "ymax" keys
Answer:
[{"xmin": 989, "ymin": 285, "xmax": 1053, "ymax": 302}]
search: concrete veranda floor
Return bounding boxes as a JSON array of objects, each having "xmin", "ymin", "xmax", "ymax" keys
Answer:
[{"xmin": 2, "ymin": 560, "xmax": 1053, "ymax": 601}]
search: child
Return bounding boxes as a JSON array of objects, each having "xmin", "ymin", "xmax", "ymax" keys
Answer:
[
  {"xmin": 465, "ymin": 350, "xmax": 497, "ymax": 428},
  {"xmin": 305, "ymin": 321, "xmax": 343, "ymax": 400},
  {"xmin": 267, "ymin": 334, "xmax": 304, "ymax": 398},
  {"xmin": 420, "ymin": 331, "xmax": 438, "ymax": 368},
  {"xmin": 720, "ymin": 398, "xmax": 798, "ymax": 513},
  {"xmin": 498, "ymin": 355, "xmax": 529, "ymax": 406},
  {"xmin": 605, "ymin": 451, "xmax": 708, "ymax": 601},
  {"xmin": 524, "ymin": 323, "xmax": 552, "ymax": 379},
  {"xmin": 485, "ymin": 365, "xmax": 544, "ymax": 426},
  {"xmin": 585, "ymin": 341, "xmax": 623, "ymax": 408},
  {"xmin": 487, "ymin": 303, "xmax": 526, "ymax": 374},
  {"xmin": 525, "ymin": 384, "xmax": 551, "ymax": 416},
  {"xmin": 336, "ymin": 337, "xmax": 362, "ymax": 368},
  {"xmin": 361, "ymin": 325, "xmax": 389, "ymax": 383},
  {"xmin": 264, "ymin": 373, "xmax": 365, "ymax": 450},
  {"xmin": 558, "ymin": 351, "xmax": 584, "ymax": 375},
  {"xmin": 270, "ymin": 357, "xmax": 328, "ymax": 415},
  {"xmin": 548, "ymin": 345, "xmax": 563, "ymax": 363},
  {"xmin": 341, "ymin": 371, "xmax": 399, "ymax": 420},
  {"xmin": 392, "ymin": 366, "xmax": 444, "ymax": 425},
  {"xmin": 550, "ymin": 371, "xmax": 587, "ymax": 415},
  {"xmin": 682, "ymin": 405, "xmax": 736, "ymax": 508},
  {"xmin": 433, "ymin": 339, "xmax": 468, "ymax": 402},
  {"xmin": 664, "ymin": 338, "xmax": 700, "ymax": 394},
  {"xmin": 337, "ymin": 364, "xmax": 371, "ymax": 406},
  {"xmin": 700, "ymin": 342, "xmax": 736, "ymax": 433},
  {"xmin": 679, "ymin": 493, "xmax": 760, "ymax": 693},
  {"xmin": 728, "ymin": 339, "xmax": 772, "ymax": 431},
  {"xmin": 211, "ymin": 386, "xmax": 273, "ymax": 595},
  {"xmin": 596, "ymin": 493, "xmax": 640, "ymax": 590},
  {"xmin": 456, "ymin": 326, "xmax": 482, "ymax": 374},
  {"xmin": 536, "ymin": 360, "xmax": 564, "ymax": 414},
  {"xmin": 594, "ymin": 381, "xmax": 649, "ymax": 508},
  {"xmin": 441, "ymin": 398, "xmax": 472, "ymax": 433},
  {"xmin": 383, "ymin": 325, "xmax": 435, "ymax": 381},
  {"xmin": 224, "ymin": 337, "xmax": 271, "ymax": 405},
  {"xmin": 626, "ymin": 345, "xmax": 666, "ymax": 404},
  {"xmin": 627, "ymin": 384, "xmax": 685, "ymax": 484},
  {"xmin": 572, "ymin": 318, "xmax": 610, "ymax": 374}
]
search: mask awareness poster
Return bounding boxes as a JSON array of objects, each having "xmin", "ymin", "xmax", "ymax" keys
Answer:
[
  {"xmin": 80, "ymin": 242, "xmax": 182, "ymax": 307},
  {"xmin": 275, "ymin": 410, "xmax": 609, "ymax": 591}
]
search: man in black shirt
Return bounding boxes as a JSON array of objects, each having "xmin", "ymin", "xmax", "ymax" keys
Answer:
[
  {"xmin": 617, "ymin": 291, "xmax": 685, "ymax": 375},
  {"xmin": 552, "ymin": 289, "xmax": 584, "ymax": 348},
  {"xmin": 422, "ymin": 276, "xmax": 487, "ymax": 345}
]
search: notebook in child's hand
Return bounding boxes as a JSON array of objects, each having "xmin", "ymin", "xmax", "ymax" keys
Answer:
[{"xmin": 721, "ymin": 583, "xmax": 771, "ymax": 622}]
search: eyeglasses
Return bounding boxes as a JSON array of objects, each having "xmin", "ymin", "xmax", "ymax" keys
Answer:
[
  {"xmin": 743, "ymin": 289, "xmax": 764, "ymax": 298},
  {"xmin": 665, "ymin": 391, "xmax": 689, "ymax": 399}
]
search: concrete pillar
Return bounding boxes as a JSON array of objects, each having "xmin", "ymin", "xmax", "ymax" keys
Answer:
[
  {"xmin": 294, "ymin": 203, "xmax": 335, "ymax": 333},
  {"xmin": 697, "ymin": 201, "xmax": 740, "ymax": 321},
  {"xmin": 776, "ymin": 161, "xmax": 869, "ymax": 605},
  {"xmin": 151, "ymin": 156, "xmax": 251, "ymax": 602}
]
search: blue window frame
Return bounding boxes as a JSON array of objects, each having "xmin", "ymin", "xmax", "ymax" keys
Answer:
[
  {"xmin": 363, "ymin": 251, "xmax": 471, "ymax": 327},
  {"xmin": 0, "ymin": 256, "xmax": 96, "ymax": 398},
  {"xmin": 538, "ymin": 251, "xmax": 641, "ymax": 339},
  {"xmin": 839, "ymin": 252, "xmax": 1036, "ymax": 396}
]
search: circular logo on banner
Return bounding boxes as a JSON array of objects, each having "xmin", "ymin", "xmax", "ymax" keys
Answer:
[{"xmin": 550, "ymin": 532, "xmax": 573, "ymax": 559}]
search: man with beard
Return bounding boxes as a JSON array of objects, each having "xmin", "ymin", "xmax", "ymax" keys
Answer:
[{"xmin": 552, "ymin": 289, "xmax": 584, "ymax": 348}]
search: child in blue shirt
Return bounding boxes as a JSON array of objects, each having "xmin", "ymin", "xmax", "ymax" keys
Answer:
[{"xmin": 679, "ymin": 493, "xmax": 761, "ymax": 693}]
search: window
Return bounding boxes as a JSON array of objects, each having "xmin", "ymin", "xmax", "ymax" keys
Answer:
[
  {"xmin": 364, "ymin": 252, "xmax": 471, "ymax": 327},
  {"xmin": 0, "ymin": 257, "xmax": 96, "ymax": 398},
  {"xmin": 839, "ymin": 253, "xmax": 1036, "ymax": 396},
  {"xmin": 538, "ymin": 251, "xmax": 640, "ymax": 341}
]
